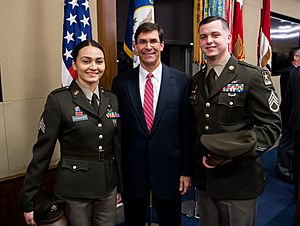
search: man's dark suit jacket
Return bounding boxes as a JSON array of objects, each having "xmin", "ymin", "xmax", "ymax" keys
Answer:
[
  {"xmin": 280, "ymin": 63, "xmax": 296, "ymax": 126},
  {"xmin": 112, "ymin": 64, "xmax": 195, "ymax": 199},
  {"xmin": 287, "ymin": 67, "xmax": 300, "ymax": 131}
]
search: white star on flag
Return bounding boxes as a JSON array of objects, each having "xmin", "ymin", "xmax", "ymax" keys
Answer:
[
  {"xmin": 80, "ymin": 15, "xmax": 90, "ymax": 28},
  {"xmin": 78, "ymin": 31, "xmax": 87, "ymax": 42},
  {"xmin": 66, "ymin": 13, "xmax": 77, "ymax": 25},
  {"xmin": 63, "ymin": 49, "xmax": 73, "ymax": 60},
  {"xmin": 82, "ymin": 0, "xmax": 89, "ymax": 10},
  {"xmin": 64, "ymin": 31, "xmax": 74, "ymax": 43},
  {"xmin": 69, "ymin": 0, "xmax": 79, "ymax": 9}
]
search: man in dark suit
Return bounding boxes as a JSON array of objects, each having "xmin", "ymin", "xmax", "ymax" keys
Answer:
[
  {"xmin": 191, "ymin": 16, "xmax": 281, "ymax": 226},
  {"xmin": 277, "ymin": 47, "xmax": 300, "ymax": 183},
  {"xmin": 284, "ymin": 67, "xmax": 300, "ymax": 225},
  {"xmin": 112, "ymin": 22, "xmax": 195, "ymax": 226}
]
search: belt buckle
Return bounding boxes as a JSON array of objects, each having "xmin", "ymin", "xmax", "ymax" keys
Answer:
[{"xmin": 98, "ymin": 150, "xmax": 105, "ymax": 161}]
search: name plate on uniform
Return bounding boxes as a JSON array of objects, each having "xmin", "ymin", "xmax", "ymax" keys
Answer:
[{"xmin": 72, "ymin": 114, "xmax": 88, "ymax": 122}]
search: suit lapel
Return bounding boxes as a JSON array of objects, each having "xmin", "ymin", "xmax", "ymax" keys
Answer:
[
  {"xmin": 151, "ymin": 65, "xmax": 173, "ymax": 134},
  {"xmin": 126, "ymin": 67, "xmax": 149, "ymax": 133}
]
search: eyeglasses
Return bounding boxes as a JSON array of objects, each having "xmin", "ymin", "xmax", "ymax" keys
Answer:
[{"xmin": 137, "ymin": 39, "xmax": 161, "ymax": 47}]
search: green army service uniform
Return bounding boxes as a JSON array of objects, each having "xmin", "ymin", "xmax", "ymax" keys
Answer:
[
  {"xmin": 21, "ymin": 80, "xmax": 122, "ymax": 215},
  {"xmin": 191, "ymin": 55, "xmax": 281, "ymax": 200}
]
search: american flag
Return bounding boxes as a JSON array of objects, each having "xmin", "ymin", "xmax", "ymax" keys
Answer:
[{"xmin": 62, "ymin": 0, "xmax": 92, "ymax": 86}]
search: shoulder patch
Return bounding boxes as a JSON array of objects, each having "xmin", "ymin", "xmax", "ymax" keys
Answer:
[{"xmin": 261, "ymin": 70, "xmax": 272, "ymax": 86}]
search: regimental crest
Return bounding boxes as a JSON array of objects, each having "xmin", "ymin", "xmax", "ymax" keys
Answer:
[{"xmin": 268, "ymin": 91, "xmax": 279, "ymax": 113}]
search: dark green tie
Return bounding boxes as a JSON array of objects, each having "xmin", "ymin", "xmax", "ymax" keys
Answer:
[
  {"xmin": 206, "ymin": 68, "xmax": 216, "ymax": 93},
  {"xmin": 91, "ymin": 93, "xmax": 99, "ymax": 112}
]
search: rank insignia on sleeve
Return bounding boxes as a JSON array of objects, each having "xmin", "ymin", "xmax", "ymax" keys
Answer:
[
  {"xmin": 262, "ymin": 71, "xmax": 272, "ymax": 86},
  {"xmin": 268, "ymin": 91, "xmax": 279, "ymax": 113},
  {"xmin": 38, "ymin": 118, "xmax": 46, "ymax": 134}
]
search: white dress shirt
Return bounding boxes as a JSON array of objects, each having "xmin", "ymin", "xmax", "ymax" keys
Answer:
[{"xmin": 139, "ymin": 63, "xmax": 162, "ymax": 116}]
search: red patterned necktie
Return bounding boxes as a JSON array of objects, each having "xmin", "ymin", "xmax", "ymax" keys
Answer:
[{"xmin": 143, "ymin": 73, "xmax": 154, "ymax": 132}]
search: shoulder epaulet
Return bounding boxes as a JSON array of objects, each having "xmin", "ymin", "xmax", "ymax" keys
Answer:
[
  {"xmin": 50, "ymin": 86, "xmax": 70, "ymax": 95},
  {"xmin": 238, "ymin": 61, "xmax": 261, "ymax": 71},
  {"xmin": 100, "ymin": 87, "xmax": 116, "ymax": 96}
]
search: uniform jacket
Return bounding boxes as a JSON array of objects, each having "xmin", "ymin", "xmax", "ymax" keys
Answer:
[
  {"xmin": 112, "ymin": 64, "xmax": 195, "ymax": 199},
  {"xmin": 191, "ymin": 56, "xmax": 281, "ymax": 200},
  {"xmin": 21, "ymin": 80, "xmax": 122, "ymax": 212}
]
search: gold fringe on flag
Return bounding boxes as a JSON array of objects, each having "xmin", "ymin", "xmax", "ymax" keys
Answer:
[{"xmin": 193, "ymin": 0, "xmax": 203, "ymax": 64}]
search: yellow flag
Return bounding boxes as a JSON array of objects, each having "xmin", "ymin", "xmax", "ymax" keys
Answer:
[{"xmin": 193, "ymin": 0, "xmax": 203, "ymax": 64}]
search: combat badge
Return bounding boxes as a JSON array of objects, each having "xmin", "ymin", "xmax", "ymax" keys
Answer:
[
  {"xmin": 262, "ymin": 71, "xmax": 272, "ymax": 86},
  {"xmin": 268, "ymin": 91, "xmax": 279, "ymax": 113}
]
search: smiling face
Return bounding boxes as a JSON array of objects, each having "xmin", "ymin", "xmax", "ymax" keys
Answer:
[
  {"xmin": 199, "ymin": 20, "xmax": 231, "ymax": 64},
  {"xmin": 134, "ymin": 30, "xmax": 164, "ymax": 72},
  {"xmin": 72, "ymin": 45, "xmax": 105, "ymax": 90}
]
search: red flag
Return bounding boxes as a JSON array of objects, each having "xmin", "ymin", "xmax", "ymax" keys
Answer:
[
  {"xmin": 232, "ymin": 0, "xmax": 245, "ymax": 61},
  {"xmin": 258, "ymin": 0, "xmax": 271, "ymax": 70},
  {"xmin": 226, "ymin": 0, "xmax": 234, "ymax": 53}
]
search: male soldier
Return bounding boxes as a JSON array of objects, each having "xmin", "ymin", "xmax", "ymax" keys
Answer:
[{"xmin": 191, "ymin": 16, "xmax": 281, "ymax": 226}]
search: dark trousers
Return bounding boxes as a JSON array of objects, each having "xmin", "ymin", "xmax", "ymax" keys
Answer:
[
  {"xmin": 294, "ymin": 129, "xmax": 300, "ymax": 226},
  {"xmin": 64, "ymin": 187, "xmax": 117, "ymax": 226},
  {"xmin": 123, "ymin": 192, "xmax": 182, "ymax": 226},
  {"xmin": 198, "ymin": 191, "xmax": 256, "ymax": 226},
  {"xmin": 277, "ymin": 127, "xmax": 295, "ymax": 179}
]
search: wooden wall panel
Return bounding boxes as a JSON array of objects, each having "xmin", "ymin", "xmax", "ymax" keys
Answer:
[{"xmin": 97, "ymin": 0, "xmax": 117, "ymax": 90}]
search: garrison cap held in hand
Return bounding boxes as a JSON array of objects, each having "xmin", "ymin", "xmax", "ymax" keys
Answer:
[{"xmin": 200, "ymin": 130, "xmax": 257, "ymax": 159}]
